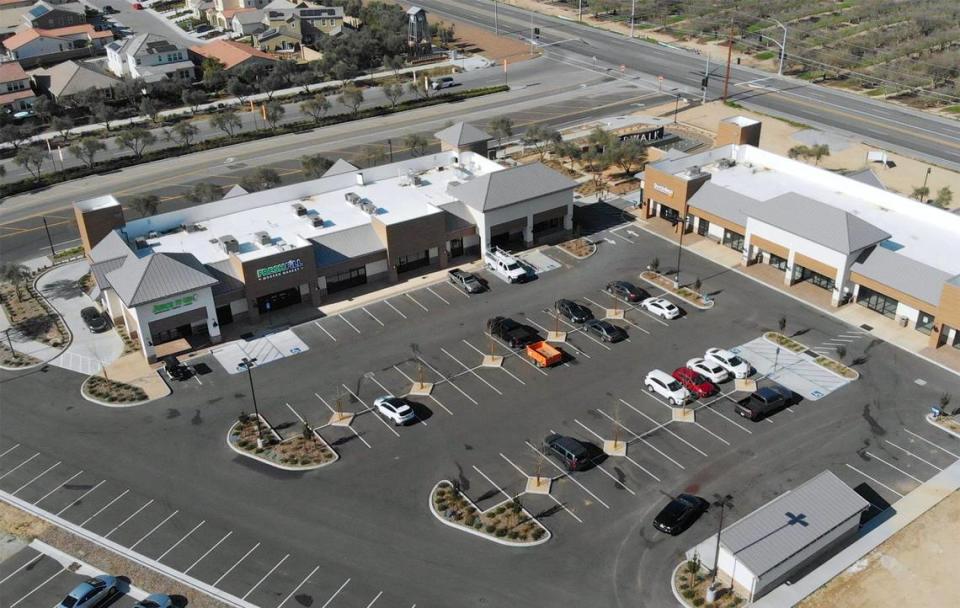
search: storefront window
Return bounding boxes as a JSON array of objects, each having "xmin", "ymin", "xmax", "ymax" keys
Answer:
[
  {"xmin": 915, "ymin": 311, "xmax": 935, "ymax": 335},
  {"xmin": 396, "ymin": 250, "xmax": 430, "ymax": 274},
  {"xmin": 327, "ymin": 267, "xmax": 367, "ymax": 293},
  {"xmin": 769, "ymin": 254, "xmax": 788, "ymax": 271},
  {"xmin": 810, "ymin": 272, "xmax": 835, "ymax": 291},
  {"xmin": 659, "ymin": 206, "xmax": 680, "ymax": 224},
  {"xmin": 722, "ymin": 230, "xmax": 744, "ymax": 252},
  {"xmin": 696, "ymin": 218, "xmax": 710, "ymax": 236},
  {"xmin": 856, "ymin": 286, "xmax": 899, "ymax": 319}
]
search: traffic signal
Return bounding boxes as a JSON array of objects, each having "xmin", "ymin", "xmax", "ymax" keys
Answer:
[
  {"xmin": 701, "ymin": 77, "xmax": 709, "ymax": 88},
  {"xmin": 534, "ymin": 27, "xmax": 540, "ymax": 38}
]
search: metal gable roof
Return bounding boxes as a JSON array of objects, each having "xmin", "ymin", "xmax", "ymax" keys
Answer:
[
  {"xmin": 687, "ymin": 181, "xmax": 759, "ymax": 228},
  {"xmin": 749, "ymin": 192, "xmax": 890, "ymax": 253},
  {"xmin": 447, "ymin": 163, "xmax": 577, "ymax": 212},
  {"xmin": 434, "ymin": 122, "xmax": 491, "ymax": 147},
  {"xmin": 719, "ymin": 471, "xmax": 869, "ymax": 578},
  {"xmin": 850, "ymin": 246, "xmax": 951, "ymax": 306},
  {"xmin": 310, "ymin": 224, "xmax": 385, "ymax": 268},
  {"xmin": 105, "ymin": 252, "xmax": 217, "ymax": 307},
  {"xmin": 322, "ymin": 158, "xmax": 358, "ymax": 177},
  {"xmin": 89, "ymin": 230, "xmax": 133, "ymax": 264}
]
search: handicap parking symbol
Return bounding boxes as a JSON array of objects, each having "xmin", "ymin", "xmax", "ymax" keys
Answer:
[
  {"xmin": 290, "ymin": 347, "xmax": 301, "ymax": 354},
  {"xmin": 811, "ymin": 389, "xmax": 824, "ymax": 399}
]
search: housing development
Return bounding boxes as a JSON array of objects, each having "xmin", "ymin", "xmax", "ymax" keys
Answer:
[{"xmin": 1, "ymin": 2, "xmax": 959, "ymax": 608}]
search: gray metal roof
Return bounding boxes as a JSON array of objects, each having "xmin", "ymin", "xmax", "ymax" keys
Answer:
[
  {"xmin": 749, "ymin": 192, "xmax": 890, "ymax": 253},
  {"xmin": 89, "ymin": 230, "xmax": 132, "ymax": 264},
  {"xmin": 720, "ymin": 470, "xmax": 869, "ymax": 577},
  {"xmin": 90, "ymin": 257, "xmax": 126, "ymax": 291},
  {"xmin": 310, "ymin": 225, "xmax": 386, "ymax": 268},
  {"xmin": 205, "ymin": 259, "xmax": 245, "ymax": 297},
  {"xmin": 845, "ymin": 168, "xmax": 886, "ymax": 191},
  {"xmin": 434, "ymin": 122, "xmax": 491, "ymax": 147},
  {"xmin": 447, "ymin": 163, "xmax": 577, "ymax": 212},
  {"xmin": 851, "ymin": 246, "xmax": 951, "ymax": 306},
  {"xmin": 687, "ymin": 181, "xmax": 759, "ymax": 228},
  {"xmin": 322, "ymin": 158, "xmax": 359, "ymax": 177},
  {"xmin": 105, "ymin": 252, "xmax": 218, "ymax": 307}
]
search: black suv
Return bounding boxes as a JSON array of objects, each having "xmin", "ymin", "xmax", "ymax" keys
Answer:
[
  {"xmin": 735, "ymin": 386, "xmax": 793, "ymax": 421},
  {"xmin": 486, "ymin": 316, "xmax": 539, "ymax": 348},
  {"xmin": 80, "ymin": 307, "xmax": 108, "ymax": 333},
  {"xmin": 163, "ymin": 356, "xmax": 192, "ymax": 381},
  {"xmin": 544, "ymin": 434, "xmax": 590, "ymax": 471},
  {"xmin": 605, "ymin": 280, "xmax": 649, "ymax": 303},
  {"xmin": 556, "ymin": 299, "xmax": 594, "ymax": 324},
  {"xmin": 653, "ymin": 494, "xmax": 709, "ymax": 535}
]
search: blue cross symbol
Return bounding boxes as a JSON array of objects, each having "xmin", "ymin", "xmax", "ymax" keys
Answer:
[{"xmin": 786, "ymin": 512, "xmax": 808, "ymax": 527}]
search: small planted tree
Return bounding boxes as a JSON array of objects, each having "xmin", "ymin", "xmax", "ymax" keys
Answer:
[
  {"xmin": 167, "ymin": 122, "xmax": 199, "ymax": 148},
  {"xmin": 778, "ymin": 316, "xmax": 787, "ymax": 333},
  {"xmin": 262, "ymin": 101, "xmax": 285, "ymax": 130},
  {"xmin": 69, "ymin": 137, "xmax": 107, "ymax": 169},
  {"xmin": 361, "ymin": 145, "xmax": 386, "ymax": 168},
  {"xmin": 0, "ymin": 263, "xmax": 33, "ymax": 302},
  {"xmin": 300, "ymin": 154, "xmax": 333, "ymax": 178},
  {"xmin": 300, "ymin": 94, "xmax": 331, "ymax": 124},
  {"xmin": 211, "ymin": 109, "xmax": 242, "ymax": 138},
  {"xmin": 383, "ymin": 82, "xmax": 405, "ymax": 108},
  {"xmin": 51, "ymin": 116, "xmax": 74, "ymax": 142},
  {"xmin": 239, "ymin": 167, "xmax": 281, "ymax": 192},
  {"xmin": 128, "ymin": 194, "xmax": 160, "ymax": 218},
  {"xmin": 912, "ymin": 185, "xmax": 930, "ymax": 202},
  {"xmin": 488, "ymin": 116, "xmax": 513, "ymax": 150},
  {"xmin": 181, "ymin": 89, "xmax": 207, "ymax": 115},
  {"xmin": 835, "ymin": 345, "xmax": 847, "ymax": 361},
  {"xmin": 187, "ymin": 183, "xmax": 224, "ymax": 203},
  {"xmin": 14, "ymin": 147, "xmax": 45, "ymax": 181},
  {"xmin": 138, "ymin": 97, "xmax": 160, "ymax": 125},
  {"xmin": 649, "ymin": 257, "xmax": 660, "ymax": 272},
  {"xmin": 337, "ymin": 84, "xmax": 364, "ymax": 116},
  {"xmin": 405, "ymin": 133, "xmax": 429, "ymax": 157},
  {"xmin": 115, "ymin": 127, "xmax": 156, "ymax": 160},
  {"xmin": 227, "ymin": 78, "xmax": 254, "ymax": 105},
  {"xmin": 933, "ymin": 186, "xmax": 952, "ymax": 209}
]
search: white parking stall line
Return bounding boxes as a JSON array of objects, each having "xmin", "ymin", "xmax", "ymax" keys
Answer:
[
  {"xmin": 0, "ymin": 452, "xmax": 39, "ymax": 480},
  {"xmin": 213, "ymin": 542, "xmax": 260, "ymax": 586},
  {"xmin": 384, "ymin": 300, "xmax": 408, "ymax": 319},
  {"xmin": 596, "ymin": 409, "xmax": 685, "ymax": 470},
  {"xmin": 570, "ymin": 419, "xmax": 660, "ymax": 481},
  {"xmin": 340, "ymin": 314, "xmax": 361, "ymax": 334},
  {"xmin": 35, "ymin": 470, "xmax": 83, "ymax": 505},
  {"xmin": 105, "ymin": 499, "xmax": 154, "ymax": 538},
  {"xmin": 583, "ymin": 297, "xmax": 651, "ymax": 334},
  {"xmin": 884, "ymin": 440, "xmax": 944, "ymax": 471},
  {"xmin": 904, "ymin": 429, "xmax": 959, "ymax": 458},
  {"xmin": 343, "ymin": 384, "xmax": 401, "ymax": 437},
  {"xmin": 285, "ymin": 403, "xmax": 306, "ymax": 424},
  {"xmin": 426, "ymin": 286, "xmax": 450, "ymax": 305},
  {"xmin": 56, "ymin": 480, "xmax": 105, "ymax": 517},
  {"xmin": 865, "ymin": 451, "xmax": 923, "ymax": 483},
  {"xmin": 184, "ymin": 531, "xmax": 233, "ymax": 573},
  {"xmin": 8, "ymin": 567, "xmax": 66, "ymax": 607},
  {"xmin": 844, "ymin": 463, "xmax": 904, "ymax": 499},
  {"xmin": 697, "ymin": 402, "xmax": 754, "ymax": 434},
  {"xmin": 524, "ymin": 441, "xmax": 611, "ymax": 509},
  {"xmin": 0, "ymin": 553, "xmax": 44, "ymax": 585},
  {"xmin": 320, "ymin": 578, "xmax": 351, "ymax": 608},
  {"xmin": 694, "ymin": 422, "xmax": 730, "ymax": 446},
  {"xmin": 441, "ymin": 348, "xmax": 503, "ymax": 395},
  {"xmin": 79, "ymin": 488, "xmax": 129, "ymax": 525},
  {"xmin": 462, "ymin": 340, "xmax": 525, "ymax": 385},
  {"xmin": 638, "ymin": 307, "xmax": 670, "ymax": 327},
  {"xmin": 364, "ymin": 591, "xmax": 384, "ymax": 608},
  {"xmin": 0, "ymin": 443, "xmax": 21, "ymax": 458},
  {"xmin": 623, "ymin": 399, "xmax": 709, "ymax": 457},
  {"xmin": 472, "ymin": 465, "xmax": 515, "ymax": 502},
  {"xmin": 545, "ymin": 490, "xmax": 584, "ymax": 523},
  {"xmin": 389, "ymin": 366, "xmax": 455, "ymax": 414},
  {"xmin": 130, "ymin": 510, "xmax": 179, "ymax": 549},
  {"xmin": 362, "ymin": 307, "xmax": 385, "ymax": 326},
  {"xmin": 369, "ymin": 374, "xmax": 427, "ymax": 426},
  {"xmin": 526, "ymin": 317, "xmax": 591, "ymax": 358},
  {"xmin": 316, "ymin": 394, "xmax": 373, "ymax": 448},
  {"xmin": 414, "ymin": 357, "xmax": 479, "ymax": 404},
  {"xmin": 838, "ymin": 333, "xmax": 863, "ymax": 338},
  {"xmin": 406, "ymin": 293, "xmax": 429, "ymax": 311},
  {"xmin": 313, "ymin": 321, "xmax": 337, "ymax": 342},
  {"xmin": 831, "ymin": 337, "xmax": 856, "ymax": 342},
  {"xmin": 157, "ymin": 520, "xmax": 205, "ymax": 561},
  {"xmin": 243, "ymin": 553, "xmax": 289, "ymax": 600},
  {"xmin": 12, "ymin": 461, "xmax": 60, "ymax": 495},
  {"xmin": 568, "ymin": 421, "xmax": 640, "ymax": 493},
  {"xmin": 277, "ymin": 565, "xmax": 321, "ymax": 608}
]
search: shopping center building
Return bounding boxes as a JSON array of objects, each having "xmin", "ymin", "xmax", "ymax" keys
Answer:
[
  {"xmin": 639, "ymin": 116, "xmax": 960, "ymax": 351},
  {"xmin": 74, "ymin": 123, "xmax": 577, "ymax": 361}
]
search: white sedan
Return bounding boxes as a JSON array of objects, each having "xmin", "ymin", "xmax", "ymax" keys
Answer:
[
  {"xmin": 686, "ymin": 357, "xmax": 730, "ymax": 384},
  {"xmin": 705, "ymin": 348, "xmax": 751, "ymax": 379},
  {"xmin": 373, "ymin": 396, "xmax": 416, "ymax": 426},
  {"xmin": 640, "ymin": 297, "xmax": 682, "ymax": 320}
]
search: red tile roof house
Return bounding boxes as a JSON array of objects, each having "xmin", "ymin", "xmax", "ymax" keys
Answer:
[
  {"xmin": 1, "ymin": 23, "xmax": 114, "ymax": 68},
  {"xmin": 189, "ymin": 38, "xmax": 275, "ymax": 72},
  {"xmin": 0, "ymin": 61, "xmax": 37, "ymax": 112}
]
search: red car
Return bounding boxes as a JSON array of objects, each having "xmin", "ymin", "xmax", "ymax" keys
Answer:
[
  {"xmin": 132, "ymin": 2, "xmax": 143, "ymax": 9},
  {"xmin": 672, "ymin": 367, "xmax": 717, "ymax": 398}
]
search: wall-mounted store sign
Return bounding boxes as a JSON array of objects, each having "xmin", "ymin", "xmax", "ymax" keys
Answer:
[
  {"xmin": 653, "ymin": 183, "xmax": 674, "ymax": 196},
  {"xmin": 619, "ymin": 126, "xmax": 665, "ymax": 143},
  {"xmin": 256, "ymin": 258, "xmax": 304, "ymax": 280},
  {"xmin": 153, "ymin": 294, "xmax": 197, "ymax": 315}
]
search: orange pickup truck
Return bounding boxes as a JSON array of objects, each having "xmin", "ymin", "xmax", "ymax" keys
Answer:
[{"xmin": 526, "ymin": 341, "xmax": 563, "ymax": 367}]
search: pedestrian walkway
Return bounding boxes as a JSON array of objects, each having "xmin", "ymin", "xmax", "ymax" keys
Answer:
[
  {"xmin": 732, "ymin": 337, "xmax": 851, "ymax": 401},
  {"xmin": 517, "ymin": 249, "xmax": 562, "ymax": 274},
  {"xmin": 211, "ymin": 328, "xmax": 309, "ymax": 374}
]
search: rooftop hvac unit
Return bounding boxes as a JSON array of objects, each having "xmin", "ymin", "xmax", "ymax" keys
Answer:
[
  {"xmin": 219, "ymin": 235, "xmax": 239, "ymax": 254},
  {"xmin": 345, "ymin": 192, "xmax": 361, "ymax": 205},
  {"xmin": 412, "ymin": 174, "xmax": 423, "ymax": 186},
  {"xmin": 311, "ymin": 216, "xmax": 325, "ymax": 227},
  {"xmin": 718, "ymin": 158, "xmax": 736, "ymax": 169},
  {"xmin": 255, "ymin": 231, "xmax": 272, "ymax": 245},
  {"xmin": 359, "ymin": 201, "xmax": 377, "ymax": 215},
  {"xmin": 148, "ymin": 231, "xmax": 159, "ymax": 238},
  {"xmin": 292, "ymin": 203, "xmax": 307, "ymax": 216},
  {"xmin": 134, "ymin": 237, "xmax": 148, "ymax": 250}
]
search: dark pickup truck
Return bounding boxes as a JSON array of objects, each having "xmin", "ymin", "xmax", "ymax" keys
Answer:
[
  {"xmin": 735, "ymin": 386, "xmax": 793, "ymax": 421},
  {"xmin": 486, "ymin": 316, "xmax": 540, "ymax": 348},
  {"xmin": 448, "ymin": 269, "xmax": 484, "ymax": 294}
]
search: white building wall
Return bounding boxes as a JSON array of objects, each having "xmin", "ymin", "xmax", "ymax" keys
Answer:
[
  {"xmin": 895, "ymin": 302, "xmax": 921, "ymax": 323},
  {"xmin": 12, "ymin": 36, "xmax": 71, "ymax": 59},
  {"xmin": 128, "ymin": 286, "xmax": 219, "ymax": 360},
  {"xmin": 230, "ymin": 298, "xmax": 248, "ymax": 316},
  {"xmin": 474, "ymin": 190, "xmax": 573, "ymax": 251},
  {"xmin": 106, "ymin": 46, "xmax": 127, "ymax": 77}
]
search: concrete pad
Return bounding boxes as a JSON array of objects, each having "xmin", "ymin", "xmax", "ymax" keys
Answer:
[
  {"xmin": 525, "ymin": 476, "xmax": 552, "ymax": 495},
  {"xmin": 482, "ymin": 354, "xmax": 504, "ymax": 367},
  {"xmin": 547, "ymin": 331, "xmax": 567, "ymax": 342},
  {"xmin": 671, "ymin": 408, "xmax": 696, "ymax": 423},
  {"xmin": 734, "ymin": 378, "xmax": 757, "ymax": 393},
  {"xmin": 408, "ymin": 382, "xmax": 434, "ymax": 396},
  {"xmin": 329, "ymin": 412, "xmax": 354, "ymax": 427},
  {"xmin": 603, "ymin": 439, "xmax": 627, "ymax": 456},
  {"xmin": 605, "ymin": 308, "xmax": 624, "ymax": 320}
]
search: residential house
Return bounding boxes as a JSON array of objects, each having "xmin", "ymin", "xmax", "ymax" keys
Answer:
[
  {"xmin": 189, "ymin": 38, "xmax": 275, "ymax": 72},
  {"xmin": 1, "ymin": 23, "xmax": 113, "ymax": 67},
  {"xmin": 0, "ymin": 60, "xmax": 36, "ymax": 111},
  {"xmin": 31, "ymin": 58, "xmax": 120, "ymax": 102},
  {"xmin": 106, "ymin": 33, "xmax": 194, "ymax": 82},
  {"xmin": 230, "ymin": 8, "xmax": 264, "ymax": 36},
  {"xmin": 253, "ymin": 1, "xmax": 342, "ymax": 52},
  {"xmin": 1, "ymin": 4, "xmax": 31, "ymax": 42},
  {"xmin": 211, "ymin": 0, "xmax": 269, "ymax": 30},
  {"xmin": 0, "ymin": 0, "xmax": 38, "ymax": 9},
  {"xmin": 22, "ymin": 1, "xmax": 86, "ymax": 29},
  {"xmin": 296, "ymin": 4, "xmax": 343, "ymax": 38},
  {"xmin": 186, "ymin": 0, "xmax": 214, "ymax": 20}
]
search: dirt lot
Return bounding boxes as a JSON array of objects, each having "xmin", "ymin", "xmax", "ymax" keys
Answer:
[{"xmin": 801, "ymin": 490, "xmax": 960, "ymax": 608}]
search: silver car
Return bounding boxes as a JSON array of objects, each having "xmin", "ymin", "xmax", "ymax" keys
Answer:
[
  {"xmin": 58, "ymin": 575, "xmax": 118, "ymax": 608},
  {"xmin": 133, "ymin": 593, "xmax": 173, "ymax": 608}
]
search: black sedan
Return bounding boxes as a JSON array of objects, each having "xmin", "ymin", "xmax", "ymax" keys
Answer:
[
  {"xmin": 605, "ymin": 280, "xmax": 649, "ymax": 302},
  {"xmin": 80, "ymin": 307, "xmax": 108, "ymax": 332},
  {"xmin": 555, "ymin": 299, "xmax": 594, "ymax": 324},
  {"xmin": 653, "ymin": 494, "xmax": 709, "ymax": 535},
  {"xmin": 584, "ymin": 319, "xmax": 627, "ymax": 343}
]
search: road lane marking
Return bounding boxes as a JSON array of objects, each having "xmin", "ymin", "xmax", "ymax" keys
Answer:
[
  {"xmin": 441, "ymin": 348, "xmax": 503, "ymax": 395},
  {"xmin": 8, "ymin": 567, "xmax": 66, "ymax": 607},
  {"xmin": 865, "ymin": 451, "xmax": 923, "ymax": 483},
  {"xmin": 369, "ymin": 373, "xmax": 427, "ymax": 426},
  {"xmin": 364, "ymin": 591, "xmax": 384, "ymax": 608},
  {"xmin": 472, "ymin": 465, "xmax": 514, "ymax": 502},
  {"xmin": 213, "ymin": 542, "xmax": 260, "ymax": 586},
  {"xmin": 105, "ymin": 499, "xmax": 154, "ymax": 537},
  {"xmin": 316, "ymin": 394, "xmax": 372, "ymax": 448},
  {"xmin": 243, "ymin": 553, "xmax": 289, "ymax": 599},
  {"xmin": 0, "ymin": 553, "xmax": 44, "ymax": 585},
  {"xmin": 390, "ymin": 365, "xmax": 456, "ymax": 414},
  {"xmin": 623, "ymin": 398, "xmax": 708, "ymax": 457},
  {"xmin": 0, "ymin": 452, "xmax": 39, "ymax": 479},
  {"xmin": 406, "ymin": 293, "xmax": 429, "ymax": 311},
  {"xmin": 185, "ymin": 531, "xmax": 232, "ymax": 573},
  {"xmin": 79, "ymin": 488, "xmax": 128, "ymax": 525},
  {"xmin": 313, "ymin": 321, "xmax": 337, "ymax": 342},
  {"xmin": 461, "ymin": 339, "xmax": 525, "ymax": 385},
  {"xmin": 426, "ymin": 286, "xmax": 450, "ymax": 304},
  {"xmin": 384, "ymin": 300, "xmax": 408, "ymax": 319},
  {"xmin": 904, "ymin": 429, "xmax": 959, "ymax": 458},
  {"xmin": 884, "ymin": 440, "xmax": 943, "ymax": 470},
  {"xmin": 340, "ymin": 314, "xmax": 361, "ymax": 334},
  {"xmin": 34, "ymin": 470, "xmax": 83, "ymax": 505},
  {"xmin": 56, "ymin": 479, "xmax": 105, "ymax": 516},
  {"xmin": 597, "ymin": 409, "xmax": 685, "ymax": 470},
  {"xmin": 362, "ymin": 307, "xmax": 384, "ymax": 326},
  {"xmin": 343, "ymin": 384, "xmax": 401, "ymax": 437},
  {"xmin": 320, "ymin": 578, "xmax": 351, "ymax": 608},
  {"xmin": 524, "ymin": 441, "xmax": 610, "ymax": 509},
  {"xmin": 572, "ymin": 419, "xmax": 659, "ymax": 482},
  {"xmin": 413, "ymin": 357, "xmax": 478, "ymax": 404},
  {"xmin": 0, "ymin": 443, "xmax": 20, "ymax": 458}
]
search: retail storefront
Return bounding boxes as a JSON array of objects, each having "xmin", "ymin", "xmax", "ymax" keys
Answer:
[{"xmin": 240, "ymin": 246, "xmax": 320, "ymax": 322}]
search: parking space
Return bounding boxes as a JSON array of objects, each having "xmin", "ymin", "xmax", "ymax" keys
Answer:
[
  {"xmin": 731, "ymin": 337, "xmax": 851, "ymax": 401},
  {"xmin": 212, "ymin": 328, "xmax": 309, "ymax": 374}
]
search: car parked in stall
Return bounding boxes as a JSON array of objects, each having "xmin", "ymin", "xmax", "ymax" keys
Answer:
[
  {"xmin": 644, "ymin": 369, "xmax": 690, "ymax": 405},
  {"xmin": 57, "ymin": 575, "xmax": 118, "ymax": 608},
  {"xmin": 373, "ymin": 395, "xmax": 416, "ymax": 426},
  {"xmin": 640, "ymin": 297, "xmax": 682, "ymax": 319},
  {"xmin": 705, "ymin": 347, "xmax": 752, "ymax": 379},
  {"xmin": 486, "ymin": 316, "xmax": 540, "ymax": 348},
  {"xmin": 584, "ymin": 319, "xmax": 627, "ymax": 343},
  {"xmin": 686, "ymin": 357, "xmax": 730, "ymax": 384},
  {"xmin": 604, "ymin": 280, "xmax": 649, "ymax": 303},
  {"xmin": 672, "ymin": 367, "xmax": 718, "ymax": 398},
  {"xmin": 735, "ymin": 386, "xmax": 794, "ymax": 421},
  {"xmin": 556, "ymin": 299, "xmax": 594, "ymax": 324},
  {"xmin": 544, "ymin": 433, "xmax": 591, "ymax": 471}
]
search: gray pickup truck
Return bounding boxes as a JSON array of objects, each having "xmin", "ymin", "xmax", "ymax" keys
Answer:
[{"xmin": 448, "ymin": 269, "xmax": 484, "ymax": 294}]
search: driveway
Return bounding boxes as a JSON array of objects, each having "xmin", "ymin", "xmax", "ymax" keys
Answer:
[{"xmin": 37, "ymin": 261, "xmax": 124, "ymax": 375}]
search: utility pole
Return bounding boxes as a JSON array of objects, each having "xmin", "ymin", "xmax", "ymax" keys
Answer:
[
  {"xmin": 530, "ymin": 12, "xmax": 534, "ymax": 56},
  {"xmin": 578, "ymin": 0, "xmax": 582, "ymax": 22},
  {"xmin": 702, "ymin": 53, "xmax": 710, "ymax": 104},
  {"xmin": 494, "ymin": 1, "xmax": 499, "ymax": 35},
  {"xmin": 630, "ymin": 0, "xmax": 635, "ymax": 38},
  {"xmin": 41, "ymin": 217, "xmax": 56, "ymax": 258},
  {"xmin": 675, "ymin": 208, "xmax": 685, "ymax": 289},
  {"xmin": 722, "ymin": 27, "xmax": 734, "ymax": 102}
]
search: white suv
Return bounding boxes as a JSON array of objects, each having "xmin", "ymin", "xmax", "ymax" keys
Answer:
[
  {"xmin": 644, "ymin": 369, "xmax": 690, "ymax": 405},
  {"xmin": 705, "ymin": 348, "xmax": 751, "ymax": 379}
]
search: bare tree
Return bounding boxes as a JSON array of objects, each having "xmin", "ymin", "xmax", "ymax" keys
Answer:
[
  {"xmin": 405, "ymin": 133, "xmax": 429, "ymax": 157},
  {"xmin": 239, "ymin": 167, "xmax": 281, "ymax": 192},
  {"xmin": 383, "ymin": 83, "xmax": 405, "ymax": 108},
  {"xmin": 301, "ymin": 154, "xmax": 334, "ymax": 178},
  {"xmin": 128, "ymin": 194, "xmax": 161, "ymax": 218},
  {"xmin": 337, "ymin": 85, "xmax": 364, "ymax": 115},
  {"xmin": 187, "ymin": 183, "xmax": 224, "ymax": 203},
  {"xmin": 166, "ymin": 122, "xmax": 199, "ymax": 148},
  {"xmin": 262, "ymin": 101, "xmax": 285, "ymax": 130}
]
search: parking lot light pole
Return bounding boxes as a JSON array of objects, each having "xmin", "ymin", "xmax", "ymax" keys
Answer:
[
  {"xmin": 711, "ymin": 494, "xmax": 734, "ymax": 582},
  {"xmin": 240, "ymin": 357, "xmax": 264, "ymax": 448},
  {"xmin": 675, "ymin": 211, "xmax": 687, "ymax": 289}
]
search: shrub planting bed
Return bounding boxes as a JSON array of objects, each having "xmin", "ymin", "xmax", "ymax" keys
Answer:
[
  {"xmin": 0, "ymin": 282, "xmax": 67, "ymax": 347},
  {"xmin": 763, "ymin": 331, "xmax": 807, "ymax": 353},
  {"xmin": 762, "ymin": 332, "xmax": 859, "ymax": 379},
  {"xmin": 557, "ymin": 237, "xmax": 596, "ymax": 259},
  {"xmin": 673, "ymin": 559, "xmax": 744, "ymax": 608},
  {"xmin": 228, "ymin": 414, "xmax": 338, "ymax": 469},
  {"xmin": 639, "ymin": 271, "xmax": 715, "ymax": 309},
  {"xmin": 0, "ymin": 343, "xmax": 41, "ymax": 368},
  {"xmin": 430, "ymin": 481, "xmax": 549, "ymax": 546},
  {"xmin": 83, "ymin": 376, "xmax": 148, "ymax": 404}
]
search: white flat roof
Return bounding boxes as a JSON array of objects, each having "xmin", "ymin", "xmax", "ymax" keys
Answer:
[{"xmin": 144, "ymin": 153, "xmax": 503, "ymax": 264}]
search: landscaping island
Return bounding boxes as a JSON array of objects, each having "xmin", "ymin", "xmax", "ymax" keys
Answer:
[
  {"xmin": 228, "ymin": 413, "xmax": 338, "ymax": 470},
  {"xmin": 639, "ymin": 270, "xmax": 715, "ymax": 309},
  {"xmin": 429, "ymin": 481, "xmax": 549, "ymax": 547},
  {"xmin": 82, "ymin": 376, "xmax": 149, "ymax": 405},
  {"xmin": 763, "ymin": 332, "xmax": 859, "ymax": 380}
]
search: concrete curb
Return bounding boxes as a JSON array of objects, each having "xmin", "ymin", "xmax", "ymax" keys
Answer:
[
  {"xmin": 0, "ymin": 491, "xmax": 258, "ymax": 608},
  {"xmin": 225, "ymin": 419, "xmax": 339, "ymax": 471},
  {"xmin": 554, "ymin": 241, "xmax": 597, "ymax": 260},
  {"xmin": 428, "ymin": 481, "xmax": 551, "ymax": 548},
  {"xmin": 638, "ymin": 271, "xmax": 715, "ymax": 310},
  {"xmin": 79, "ymin": 376, "xmax": 155, "ymax": 408},
  {"xmin": 761, "ymin": 333, "xmax": 860, "ymax": 381},
  {"xmin": 925, "ymin": 413, "xmax": 960, "ymax": 440},
  {"xmin": 669, "ymin": 561, "xmax": 692, "ymax": 607},
  {"xmin": 29, "ymin": 539, "xmax": 149, "ymax": 601}
]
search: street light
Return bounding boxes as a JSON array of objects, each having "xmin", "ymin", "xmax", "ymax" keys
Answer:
[
  {"xmin": 674, "ymin": 209, "xmax": 687, "ymax": 289},
  {"xmin": 756, "ymin": 18, "xmax": 788, "ymax": 76},
  {"xmin": 711, "ymin": 493, "xmax": 734, "ymax": 583},
  {"xmin": 239, "ymin": 357, "xmax": 264, "ymax": 448}
]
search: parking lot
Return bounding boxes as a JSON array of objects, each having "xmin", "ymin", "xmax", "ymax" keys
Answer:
[{"xmin": 3, "ymin": 206, "xmax": 959, "ymax": 607}]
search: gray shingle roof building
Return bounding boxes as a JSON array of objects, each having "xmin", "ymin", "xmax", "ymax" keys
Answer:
[
  {"xmin": 105, "ymin": 252, "xmax": 218, "ymax": 307},
  {"xmin": 447, "ymin": 163, "xmax": 577, "ymax": 212},
  {"xmin": 749, "ymin": 193, "xmax": 891, "ymax": 253}
]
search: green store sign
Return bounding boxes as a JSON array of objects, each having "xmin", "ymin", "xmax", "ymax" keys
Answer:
[
  {"xmin": 153, "ymin": 294, "xmax": 197, "ymax": 315},
  {"xmin": 256, "ymin": 258, "xmax": 304, "ymax": 280}
]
